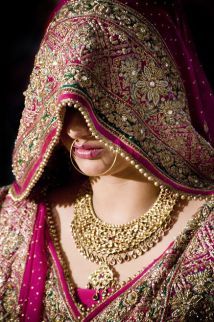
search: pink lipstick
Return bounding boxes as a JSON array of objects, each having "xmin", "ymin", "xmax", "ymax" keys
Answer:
[{"xmin": 73, "ymin": 144, "xmax": 104, "ymax": 159}]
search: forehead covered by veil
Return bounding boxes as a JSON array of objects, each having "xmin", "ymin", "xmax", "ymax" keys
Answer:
[{"xmin": 10, "ymin": 0, "xmax": 214, "ymax": 201}]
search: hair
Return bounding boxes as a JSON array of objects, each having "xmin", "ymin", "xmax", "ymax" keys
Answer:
[{"xmin": 31, "ymin": 142, "xmax": 84, "ymax": 200}]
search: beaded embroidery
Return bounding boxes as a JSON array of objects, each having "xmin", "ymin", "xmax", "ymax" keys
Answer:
[
  {"xmin": 0, "ymin": 186, "xmax": 213, "ymax": 321},
  {"xmin": 10, "ymin": 0, "xmax": 214, "ymax": 201},
  {"xmin": 0, "ymin": 189, "xmax": 37, "ymax": 320},
  {"xmin": 43, "ymin": 200, "xmax": 213, "ymax": 321}
]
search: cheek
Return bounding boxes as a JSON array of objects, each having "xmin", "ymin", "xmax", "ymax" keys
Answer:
[{"xmin": 101, "ymin": 149, "xmax": 129, "ymax": 171}]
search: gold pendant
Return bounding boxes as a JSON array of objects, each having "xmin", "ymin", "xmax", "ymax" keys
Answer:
[{"xmin": 88, "ymin": 263, "xmax": 116, "ymax": 292}]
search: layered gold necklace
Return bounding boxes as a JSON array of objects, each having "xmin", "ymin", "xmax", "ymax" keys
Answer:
[{"xmin": 71, "ymin": 185, "xmax": 179, "ymax": 295}]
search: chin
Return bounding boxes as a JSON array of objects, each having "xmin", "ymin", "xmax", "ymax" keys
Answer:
[
  {"xmin": 75, "ymin": 160, "xmax": 108, "ymax": 176},
  {"xmin": 78, "ymin": 169, "xmax": 107, "ymax": 177}
]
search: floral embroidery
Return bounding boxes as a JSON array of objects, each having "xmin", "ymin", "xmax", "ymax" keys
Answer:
[
  {"xmin": 10, "ymin": 0, "xmax": 214, "ymax": 200},
  {"xmin": 120, "ymin": 58, "xmax": 141, "ymax": 83},
  {"xmin": 135, "ymin": 62, "xmax": 168, "ymax": 106},
  {"xmin": 0, "ymin": 186, "xmax": 213, "ymax": 321},
  {"xmin": 92, "ymin": 202, "xmax": 214, "ymax": 321}
]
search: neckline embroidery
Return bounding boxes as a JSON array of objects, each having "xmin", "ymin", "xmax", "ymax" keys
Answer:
[{"xmin": 44, "ymin": 199, "xmax": 213, "ymax": 320}]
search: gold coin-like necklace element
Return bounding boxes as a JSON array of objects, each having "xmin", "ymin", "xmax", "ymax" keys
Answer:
[{"xmin": 71, "ymin": 186, "xmax": 178, "ymax": 295}]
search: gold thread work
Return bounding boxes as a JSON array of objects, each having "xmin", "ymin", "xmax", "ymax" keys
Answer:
[{"xmin": 71, "ymin": 185, "xmax": 179, "ymax": 293}]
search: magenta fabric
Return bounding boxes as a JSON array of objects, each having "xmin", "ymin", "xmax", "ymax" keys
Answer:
[
  {"xmin": 76, "ymin": 288, "xmax": 98, "ymax": 308},
  {"xmin": 19, "ymin": 204, "xmax": 48, "ymax": 322},
  {"xmin": 18, "ymin": 202, "xmax": 80, "ymax": 320},
  {"xmin": 18, "ymin": 202, "xmax": 175, "ymax": 320},
  {"xmin": 76, "ymin": 242, "xmax": 173, "ymax": 311},
  {"xmin": 53, "ymin": 0, "xmax": 214, "ymax": 148},
  {"xmin": 10, "ymin": 0, "xmax": 214, "ymax": 199},
  {"xmin": 58, "ymin": 92, "xmax": 213, "ymax": 196},
  {"xmin": 13, "ymin": 129, "xmax": 57, "ymax": 195},
  {"xmin": 46, "ymin": 229, "xmax": 81, "ymax": 319},
  {"xmin": 120, "ymin": 0, "xmax": 214, "ymax": 147},
  {"xmin": 83, "ymin": 242, "xmax": 174, "ymax": 321}
]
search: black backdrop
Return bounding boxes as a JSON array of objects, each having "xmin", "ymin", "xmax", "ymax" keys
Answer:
[{"xmin": 1, "ymin": 0, "xmax": 214, "ymax": 186}]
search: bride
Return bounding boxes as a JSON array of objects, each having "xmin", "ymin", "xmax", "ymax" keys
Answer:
[{"xmin": 1, "ymin": 0, "xmax": 213, "ymax": 321}]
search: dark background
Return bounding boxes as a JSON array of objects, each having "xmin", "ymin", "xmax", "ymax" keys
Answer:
[{"xmin": 1, "ymin": 0, "xmax": 214, "ymax": 186}]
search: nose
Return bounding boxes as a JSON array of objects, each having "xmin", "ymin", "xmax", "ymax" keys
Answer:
[{"xmin": 63, "ymin": 108, "xmax": 91, "ymax": 140}]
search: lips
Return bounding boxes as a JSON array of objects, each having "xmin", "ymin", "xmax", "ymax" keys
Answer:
[
  {"xmin": 74, "ymin": 143, "xmax": 103, "ymax": 150},
  {"xmin": 73, "ymin": 143, "xmax": 104, "ymax": 159}
]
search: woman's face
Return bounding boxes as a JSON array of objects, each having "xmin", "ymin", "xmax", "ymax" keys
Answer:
[{"xmin": 61, "ymin": 108, "xmax": 132, "ymax": 177}]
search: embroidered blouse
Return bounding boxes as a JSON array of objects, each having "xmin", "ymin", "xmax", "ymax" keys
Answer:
[{"xmin": 0, "ymin": 187, "xmax": 213, "ymax": 321}]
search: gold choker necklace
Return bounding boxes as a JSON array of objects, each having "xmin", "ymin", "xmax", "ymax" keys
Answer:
[{"xmin": 71, "ymin": 186, "xmax": 179, "ymax": 294}]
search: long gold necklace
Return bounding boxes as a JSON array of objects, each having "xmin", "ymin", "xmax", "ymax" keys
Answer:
[{"xmin": 71, "ymin": 185, "xmax": 179, "ymax": 294}]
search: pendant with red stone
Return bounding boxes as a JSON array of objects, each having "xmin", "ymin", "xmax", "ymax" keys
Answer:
[{"xmin": 87, "ymin": 263, "xmax": 116, "ymax": 293}]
